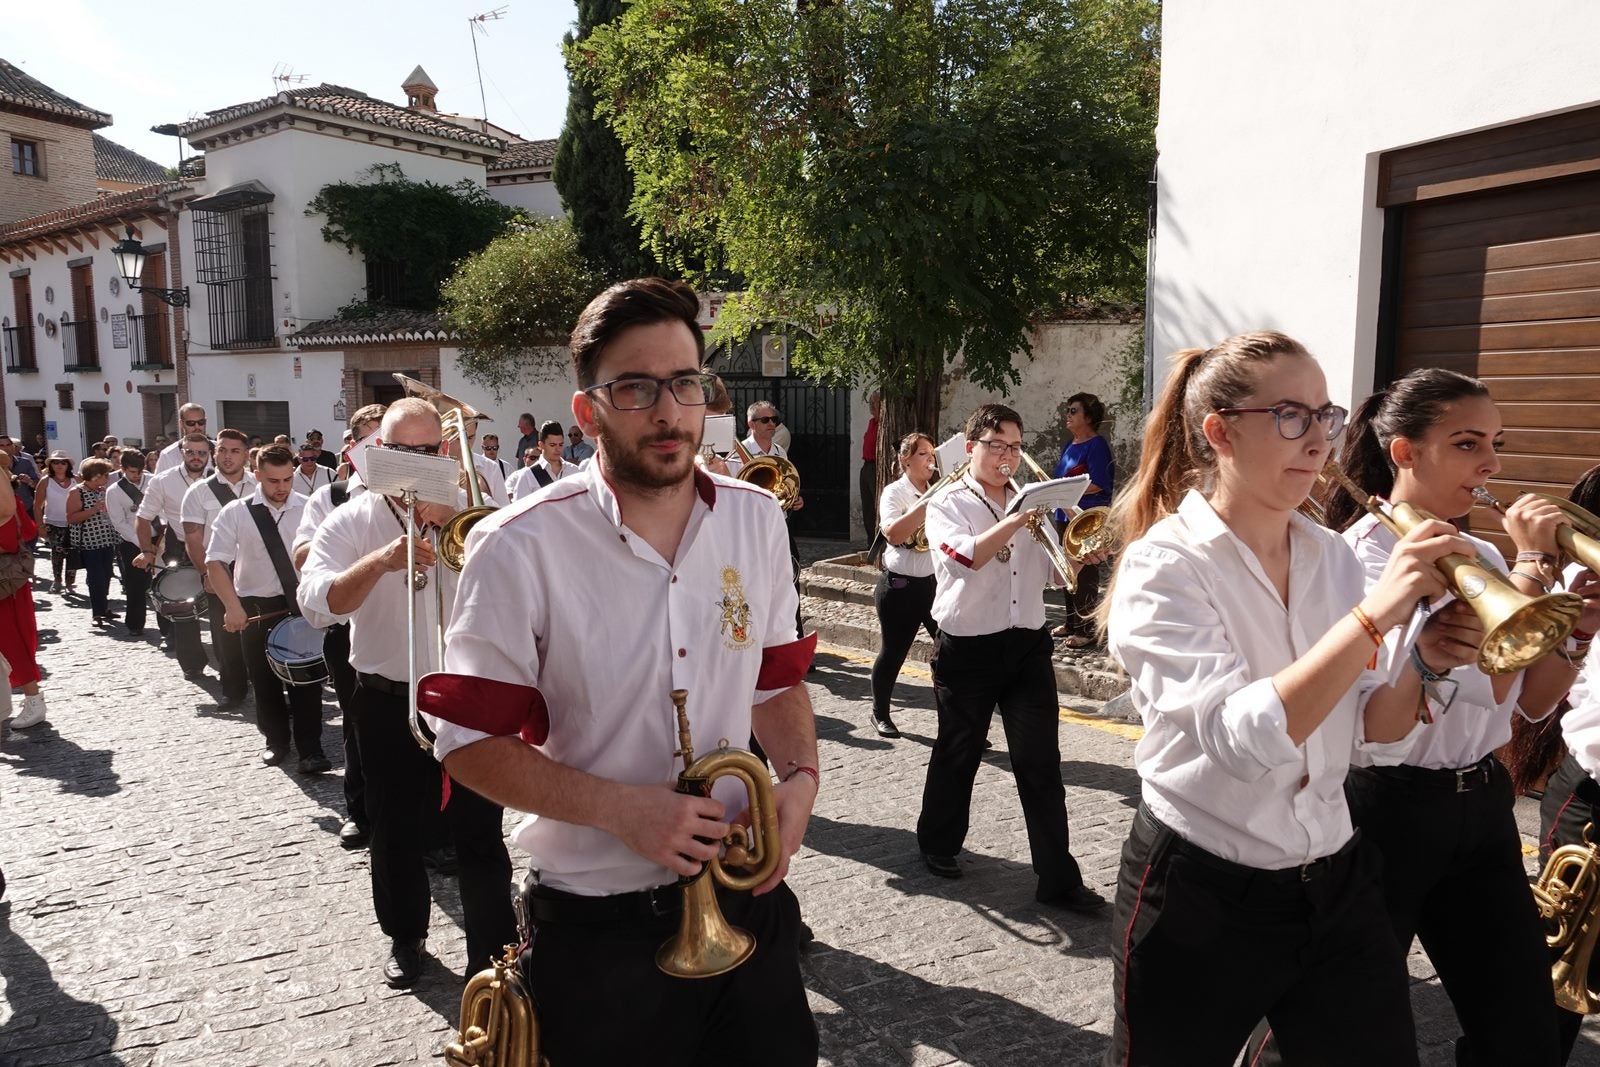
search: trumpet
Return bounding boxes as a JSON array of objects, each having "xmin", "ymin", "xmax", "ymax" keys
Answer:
[
  {"xmin": 657, "ymin": 688, "xmax": 781, "ymax": 978},
  {"xmin": 902, "ymin": 459, "xmax": 969, "ymax": 552},
  {"xmin": 731, "ymin": 439, "xmax": 802, "ymax": 511},
  {"xmin": 1472, "ymin": 486, "xmax": 1600, "ymax": 578},
  {"xmin": 1323, "ymin": 464, "xmax": 1582, "ymax": 674}
]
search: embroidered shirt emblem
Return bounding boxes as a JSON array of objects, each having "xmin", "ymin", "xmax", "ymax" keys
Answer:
[{"xmin": 719, "ymin": 565, "xmax": 755, "ymax": 650}]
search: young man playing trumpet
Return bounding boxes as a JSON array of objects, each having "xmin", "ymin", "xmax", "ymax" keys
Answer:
[{"xmin": 916, "ymin": 403, "xmax": 1106, "ymax": 911}]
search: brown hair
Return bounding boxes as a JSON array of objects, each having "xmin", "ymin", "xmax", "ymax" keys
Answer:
[
  {"xmin": 349, "ymin": 403, "xmax": 387, "ymax": 434},
  {"xmin": 964, "ymin": 403, "xmax": 1023, "ymax": 441},
  {"xmin": 570, "ymin": 277, "xmax": 704, "ymax": 389},
  {"xmin": 182, "ymin": 432, "xmax": 212, "ymax": 450},
  {"xmin": 216, "ymin": 428, "xmax": 249, "ymax": 447},
  {"xmin": 79, "ymin": 458, "xmax": 112, "ymax": 481},
  {"xmin": 897, "ymin": 432, "xmax": 934, "ymax": 461},
  {"xmin": 257, "ymin": 444, "xmax": 296, "ymax": 471}
]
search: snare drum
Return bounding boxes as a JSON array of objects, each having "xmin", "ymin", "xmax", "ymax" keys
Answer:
[
  {"xmin": 149, "ymin": 566, "xmax": 208, "ymax": 620},
  {"xmin": 265, "ymin": 615, "xmax": 328, "ymax": 686}
]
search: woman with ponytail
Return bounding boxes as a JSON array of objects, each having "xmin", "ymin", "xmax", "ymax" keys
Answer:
[
  {"xmin": 1310, "ymin": 368, "xmax": 1599, "ymax": 1066},
  {"xmin": 1103, "ymin": 333, "xmax": 1471, "ymax": 1066}
]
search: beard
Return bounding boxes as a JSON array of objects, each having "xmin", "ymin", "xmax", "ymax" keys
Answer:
[{"xmin": 593, "ymin": 410, "xmax": 701, "ymax": 493}]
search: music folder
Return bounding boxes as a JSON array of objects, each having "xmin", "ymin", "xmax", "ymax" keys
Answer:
[
  {"xmin": 364, "ymin": 447, "xmax": 462, "ymax": 507},
  {"xmin": 1005, "ymin": 474, "xmax": 1090, "ymax": 518}
]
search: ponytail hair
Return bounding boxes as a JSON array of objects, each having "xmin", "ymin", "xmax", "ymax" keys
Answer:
[{"xmin": 1320, "ymin": 367, "xmax": 1489, "ymax": 532}]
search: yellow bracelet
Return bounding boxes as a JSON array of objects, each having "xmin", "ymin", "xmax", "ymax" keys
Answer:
[{"xmin": 1351, "ymin": 605, "xmax": 1385, "ymax": 648}]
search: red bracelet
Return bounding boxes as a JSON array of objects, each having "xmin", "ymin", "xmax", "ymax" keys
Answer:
[
  {"xmin": 1351, "ymin": 606, "xmax": 1385, "ymax": 648},
  {"xmin": 783, "ymin": 763, "xmax": 820, "ymax": 789},
  {"xmin": 1575, "ymin": 628, "xmax": 1596, "ymax": 644}
]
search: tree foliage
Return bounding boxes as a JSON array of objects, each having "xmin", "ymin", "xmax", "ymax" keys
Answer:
[
  {"xmin": 440, "ymin": 219, "xmax": 605, "ymax": 398},
  {"xmin": 553, "ymin": 0, "xmax": 657, "ymax": 281},
  {"xmin": 578, "ymin": 0, "xmax": 1159, "ymax": 453},
  {"xmin": 306, "ymin": 163, "xmax": 520, "ymax": 310}
]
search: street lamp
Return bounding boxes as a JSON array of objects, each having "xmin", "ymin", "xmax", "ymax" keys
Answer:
[{"xmin": 111, "ymin": 226, "xmax": 190, "ymax": 308}]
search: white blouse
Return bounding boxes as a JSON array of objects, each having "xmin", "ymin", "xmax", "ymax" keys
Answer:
[
  {"xmin": 878, "ymin": 475, "xmax": 934, "ymax": 579},
  {"xmin": 1108, "ymin": 490, "xmax": 1418, "ymax": 870},
  {"xmin": 1558, "ymin": 562, "xmax": 1600, "ymax": 781}
]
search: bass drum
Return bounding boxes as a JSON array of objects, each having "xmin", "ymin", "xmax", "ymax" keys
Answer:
[
  {"xmin": 265, "ymin": 615, "xmax": 328, "ymax": 687},
  {"xmin": 149, "ymin": 567, "xmax": 208, "ymax": 620}
]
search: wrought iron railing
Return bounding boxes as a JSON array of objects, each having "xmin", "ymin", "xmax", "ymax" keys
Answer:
[
  {"xmin": 62, "ymin": 318, "xmax": 100, "ymax": 371},
  {"xmin": 128, "ymin": 310, "xmax": 173, "ymax": 370},
  {"xmin": 2, "ymin": 324, "xmax": 36, "ymax": 373}
]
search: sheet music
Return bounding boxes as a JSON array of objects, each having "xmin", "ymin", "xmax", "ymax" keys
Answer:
[
  {"xmin": 702, "ymin": 414, "xmax": 737, "ymax": 456},
  {"xmin": 1005, "ymin": 474, "xmax": 1089, "ymax": 517},
  {"xmin": 363, "ymin": 447, "xmax": 462, "ymax": 506},
  {"xmin": 934, "ymin": 432, "xmax": 967, "ymax": 477},
  {"xmin": 345, "ymin": 430, "xmax": 378, "ymax": 485}
]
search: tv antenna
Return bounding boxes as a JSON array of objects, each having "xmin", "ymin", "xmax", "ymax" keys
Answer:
[
  {"xmin": 468, "ymin": 6, "xmax": 508, "ymax": 131},
  {"xmin": 271, "ymin": 62, "xmax": 308, "ymax": 90}
]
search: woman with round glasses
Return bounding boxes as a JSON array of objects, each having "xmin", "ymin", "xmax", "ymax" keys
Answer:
[
  {"xmin": 34, "ymin": 450, "xmax": 79, "ymax": 594},
  {"xmin": 1300, "ymin": 367, "xmax": 1598, "ymax": 1065},
  {"xmin": 1103, "ymin": 332, "xmax": 1467, "ymax": 1065},
  {"xmin": 1050, "ymin": 392, "xmax": 1113, "ymax": 648}
]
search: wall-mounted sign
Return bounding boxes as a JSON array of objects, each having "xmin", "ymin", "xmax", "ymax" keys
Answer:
[
  {"xmin": 247, "ymin": 373, "xmax": 257, "ymax": 398},
  {"xmin": 111, "ymin": 315, "xmax": 128, "ymax": 348},
  {"xmin": 333, "ymin": 399, "xmax": 347, "ymax": 423},
  {"xmin": 45, "ymin": 421, "xmax": 57, "ymax": 440},
  {"xmin": 761, "ymin": 334, "xmax": 788, "ymax": 378},
  {"xmin": 293, "ymin": 356, "xmax": 302, "ymax": 379}
]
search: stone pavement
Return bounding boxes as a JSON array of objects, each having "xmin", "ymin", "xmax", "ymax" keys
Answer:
[{"xmin": 3, "ymin": 577, "xmax": 1599, "ymax": 1066}]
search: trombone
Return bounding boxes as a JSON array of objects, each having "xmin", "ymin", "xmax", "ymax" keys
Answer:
[
  {"xmin": 1009, "ymin": 453, "xmax": 1113, "ymax": 594},
  {"xmin": 1472, "ymin": 486, "xmax": 1600, "ymax": 577},
  {"xmin": 731, "ymin": 438, "xmax": 802, "ymax": 511},
  {"xmin": 900, "ymin": 458, "xmax": 969, "ymax": 552}
]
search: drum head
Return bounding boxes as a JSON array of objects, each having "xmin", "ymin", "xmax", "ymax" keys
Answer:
[
  {"xmin": 150, "ymin": 567, "xmax": 207, "ymax": 618},
  {"xmin": 266, "ymin": 616, "xmax": 328, "ymax": 686}
]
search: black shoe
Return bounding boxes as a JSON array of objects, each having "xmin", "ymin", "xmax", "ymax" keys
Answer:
[
  {"xmin": 922, "ymin": 852, "xmax": 961, "ymax": 879},
  {"xmin": 126, "ymin": 627, "xmax": 145, "ymax": 638},
  {"xmin": 424, "ymin": 845, "xmax": 459, "ymax": 875},
  {"xmin": 383, "ymin": 937, "xmax": 426, "ymax": 988},
  {"xmin": 217, "ymin": 692, "xmax": 248, "ymax": 710},
  {"xmin": 260, "ymin": 748, "xmax": 287, "ymax": 767},
  {"xmin": 872, "ymin": 713, "xmax": 900, "ymax": 739},
  {"xmin": 1038, "ymin": 884, "xmax": 1109, "ymax": 913},
  {"xmin": 182, "ymin": 666, "xmax": 206, "ymax": 681},
  {"xmin": 297, "ymin": 754, "xmax": 332, "ymax": 775},
  {"xmin": 339, "ymin": 820, "xmax": 371, "ymax": 850}
]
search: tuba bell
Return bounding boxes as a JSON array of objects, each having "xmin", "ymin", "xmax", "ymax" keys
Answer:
[
  {"xmin": 445, "ymin": 944, "xmax": 544, "ymax": 1066},
  {"xmin": 657, "ymin": 688, "xmax": 782, "ymax": 978},
  {"xmin": 1533, "ymin": 823, "xmax": 1600, "ymax": 1014},
  {"xmin": 392, "ymin": 373, "xmax": 499, "ymax": 571},
  {"xmin": 732, "ymin": 439, "xmax": 802, "ymax": 511}
]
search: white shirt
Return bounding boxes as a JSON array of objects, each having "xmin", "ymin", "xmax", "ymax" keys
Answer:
[
  {"xmin": 207, "ymin": 488, "xmax": 307, "ymax": 598},
  {"xmin": 299, "ymin": 490, "xmax": 456, "ymax": 681},
  {"xmin": 473, "ymin": 451, "xmax": 508, "ymax": 507},
  {"xmin": 293, "ymin": 473, "xmax": 365, "ymax": 557},
  {"xmin": 1559, "ymin": 562, "xmax": 1600, "ymax": 780},
  {"xmin": 292, "ymin": 464, "xmax": 334, "ymax": 498},
  {"xmin": 533, "ymin": 455, "xmax": 576, "ymax": 483},
  {"xmin": 505, "ymin": 465, "xmax": 541, "ymax": 502},
  {"xmin": 879, "ymin": 474, "xmax": 935, "ymax": 579},
  {"xmin": 1345, "ymin": 512, "xmax": 1529, "ymax": 770},
  {"xmin": 136, "ymin": 464, "xmax": 207, "ymax": 531},
  {"xmin": 156, "ymin": 437, "xmax": 214, "ymax": 475},
  {"xmin": 41, "ymin": 477, "xmax": 75, "ymax": 526},
  {"xmin": 927, "ymin": 474, "xmax": 1055, "ymax": 636},
  {"xmin": 181, "ymin": 472, "xmax": 256, "ymax": 550},
  {"xmin": 742, "ymin": 436, "xmax": 787, "ymax": 461},
  {"xmin": 1107, "ymin": 490, "xmax": 1418, "ymax": 870},
  {"xmin": 432, "ymin": 467, "xmax": 809, "ymax": 896},
  {"xmin": 105, "ymin": 475, "xmax": 148, "ymax": 544}
]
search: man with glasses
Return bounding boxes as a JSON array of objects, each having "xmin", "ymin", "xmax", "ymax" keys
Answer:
[
  {"xmin": 156, "ymin": 404, "xmax": 213, "ymax": 474},
  {"xmin": 743, "ymin": 400, "xmax": 787, "ymax": 460},
  {"xmin": 462, "ymin": 419, "xmax": 508, "ymax": 507},
  {"xmin": 914, "ymin": 403, "xmax": 1106, "ymax": 913},
  {"xmin": 134, "ymin": 432, "xmax": 213, "ymax": 679},
  {"xmin": 562, "ymin": 424, "xmax": 595, "ymax": 464},
  {"xmin": 429, "ymin": 277, "xmax": 820, "ymax": 1063},
  {"xmin": 299, "ymin": 399, "xmax": 514, "ymax": 989},
  {"xmin": 303, "ymin": 429, "xmax": 338, "ymax": 470},
  {"xmin": 479, "ymin": 434, "xmax": 508, "ymax": 481}
]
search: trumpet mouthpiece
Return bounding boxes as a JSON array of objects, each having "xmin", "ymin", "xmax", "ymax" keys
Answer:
[
  {"xmin": 1472, "ymin": 486, "xmax": 1502, "ymax": 510},
  {"xmin": 1000, "ymin": 463, "xmax": 1013, "ymax": 477}
]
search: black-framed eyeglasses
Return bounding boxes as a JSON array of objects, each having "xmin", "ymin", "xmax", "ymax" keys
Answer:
[
  {"xmin": 182, "ymin": 418, "xmax": 206, "ymax": 427},
  {"xmin": 382, "ymin": 441, "xmax": 443, "ymax": 456},
  {"xmin": 585, "ymin": 372, "xmax": 718, "ymax": 412},
  {"xmin": 750, "ymin": 415, "xmax": 782, "ymax": 426},
  {"xmin": 483, "ymin": 444, "xmax": 499, "ymax": 451},
  {"xmin": 975, "ymin": 438, "xmax": 1024, "ymax": 457},
  {"xmin": 180, "ymin": 448, "xmax": 210, "ymax": 459},
  {"xmin": 1215, "ymin": 402, "xmax": 1348, "ymax": 441}
]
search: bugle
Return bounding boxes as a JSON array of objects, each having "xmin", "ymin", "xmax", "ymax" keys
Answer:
[
  {"xmin": 901, "ymin": 459, "xmax": 969, "ymax": 552},
  {"xmin": 1324, "ymin": 464, "xmax": 1582, "ymax": 674},
  {"xmin": 1472, "ymin": 487, "xmax": 1600, "ymax": 578}
]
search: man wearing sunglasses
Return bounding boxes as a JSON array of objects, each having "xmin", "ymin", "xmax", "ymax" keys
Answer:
[
  {"xmin": 299, "ymin": 400, "xmax": 515, "ymax": 988},
  {"xmin": 430, "ymin": 278, "xmax": 820, "ymax": 1063},
  {"xmin": 155, "ymin": 404, "xmax": 213, "ymax": 474}
]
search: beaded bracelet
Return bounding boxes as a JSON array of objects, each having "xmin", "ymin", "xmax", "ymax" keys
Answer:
[
  {"xmin": 1516, "ymin": 551, "xmax": 1557, "ymax": 566},
  {"xmin": 1510, "ymin": 568, "xmax": 1553, "ymax": 594}
]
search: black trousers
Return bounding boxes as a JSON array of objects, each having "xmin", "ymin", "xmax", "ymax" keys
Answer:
[
  {"xmin": 520, "ymin": 880, "xmax": 816, "ymax": 1065},
  {"xmin": 352, "ymin": 680, "xmax": 515, "ymax": 972},
  {"xmin": 323, "ymin": 622, "xmax": 366, "ymax": 828},
  {"xmin": 916, "ymin": 625, "xmax": 1083, "ymax": 898},
  {"xmin": 157, "ymin": 542, "xmax": 208, "ymax": 676},
  {"xmin": 239, "ymin": 596, "xmax": 323, "ymax": 757},
  {"xmin": 1059, "ymin": 558, "xmax": 1107, "ymax": 639},
  {"xmin": 870, "ymin": 571, "xmax": 937, "ymax": 717},
  {"xmin": 1540, "ymin": 754, "xmax": 1600, "ymax": 1063},
  {"xmin": 1106, "ymin": 805, "xmax": 1417, "ymax": 1067},
  {"xmin": 115, "ymin": 541, "xmax": 149, "ymax": 633},
  {"xmin": 859, "ymin": 459, "xmax": 877, "ymax": 541},
  {"xmin": 206, "ymin": 592, "xmax": 250, "ymax": 701}
]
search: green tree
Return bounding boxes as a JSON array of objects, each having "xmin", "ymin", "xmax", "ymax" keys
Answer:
[
  {"xmin": 554, "ymin": 0, "xmax": 657, "ymax": 281},
  {"xmin": 579, "ymin": 0, "xmax": 1157, "ymax": 466},
  {"xmin": 440, "ymin": 219, "xmax": 605, "ymax": 399},
  {"xmin": 305, "ymin": 163, "xmax": 520, "ymax": 311}
]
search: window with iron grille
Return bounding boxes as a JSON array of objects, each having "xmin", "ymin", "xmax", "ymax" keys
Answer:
[
  {"xmin": 63, "ymin": 263, "xmax": 99, "ymax": 370},
  {"xmin": 5, "ymin": 277, "xmax": 35, "ymax": 372},
  {"xmin": 365, "ymin": 257, "xmax": 405, "ymax": 305},
  {"xmin": 129, "ymin": 309, "xmax": 172, "ymax": 369},
  {"xmin": 193, "ymin": 196, "xmax": 276, "ymax": 349},
  {"xmin": 10, "ymin": 139, "xmax": 39, "ymax": 177}
]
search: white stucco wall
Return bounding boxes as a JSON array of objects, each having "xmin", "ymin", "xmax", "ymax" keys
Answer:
[
  {"xmin": 487, "ymin": 178, "xmax": 564, "ymax": 220},
  {"xmin": 1151, "ymin": 0, "xmax": 1600, "ymax": 406},
  {"xmin": 437, "ymin": 347, "xmax": 585, "ymax": 447},
  {"xmin": 184, "ymin": 349, "xmax": 346, "ymax": 442}
]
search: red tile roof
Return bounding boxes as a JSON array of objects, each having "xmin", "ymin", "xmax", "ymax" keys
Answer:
[
  {"xmin": 178, "ymin": 84, "xmax": 503, "ymax": 150},
  {"xmin": 291, "ymin": 308, "xmax": 458, "ymax": 347},
  {"xmin": 94, "ymin": 135, "xmax": 169, "ymax": 186},
  {"xmin": 0, "ymin": 57, "xmax": 111, "ymax": 128},
  {"xmin": 0, "ymin": 182, "xmax": 185, "ymax": 245},
  {"xmin": 489, "ymin": 138, "xmax": 558, "ymax": 172}
]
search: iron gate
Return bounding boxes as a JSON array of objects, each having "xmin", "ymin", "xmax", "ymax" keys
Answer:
[{"xmin": 708, "ymin": 332, "xmax": 851, "ymax": 539}]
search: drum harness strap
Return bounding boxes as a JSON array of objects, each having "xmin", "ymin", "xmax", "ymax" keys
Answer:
[{"xmin": 246, "ymin": 503, "xmax": 300, "ymax": 615}]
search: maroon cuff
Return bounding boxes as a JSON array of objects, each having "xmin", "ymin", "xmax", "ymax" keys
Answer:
[
  {"xmin": 416, "ymin": 672, "xmax": 550, "ymax": 745},
  {"xmin": 757, "ymin": 632, "xmax": 816, "ymax": 691}
]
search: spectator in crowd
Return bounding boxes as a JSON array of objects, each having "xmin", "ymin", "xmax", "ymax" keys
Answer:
[
  {"xmin": 66, "ymin": 458, "xmax": 120, "ymax": 626},
  {"xmin": 35, "ymin": 451, "xmax": 78, "ymax": 594},
  {"xmin": 144, "ymin": 448, "xmax": 162, "ymax": 472},
  {"xmin": 1049, "ymin": 391, "xmax": 1113, "ymax": 649},
  {"xmin": 157, "ymin": 404, "xmax": 211, "ymax": 473},
  {"xmin": 563, "ymin": 425, "xmax": 596, "ymax": 464},
  {"xmin": 90, "ymin": 443, "xmax": 108, "ymax": 460},
  {"xmin": 293, "ymin": 446, "xmax": 335, "ymax": 497},
  {"xmin": 304, "ymin": 429, "xmax": 339, "ymax": 470},
  {"xmin": 860, "ymin": 390, "xmax": 881, "ymax": 542},
  {"xmin": 0, "ymin": 449, "xmax": 47, "ymax": 729},
  {"xmin": 529, "ymin": 420, "xmax": 577, "ymax": 487},
  {"xmin": 505, "ymin": 448, "xmax": 542, "ymax": 501},
  {"xmin": 31, "ymin": 433, "xmax": 48, "ymax": 466},
  {"xmin": 248, "ymin": 435, "xmax": 265, "ymax": 450},
  {"xmin": 0, "ymin": 435, "xmax": 41, "ymax": 531},
  {"xmin": 462, "ymin": 419, "xmax": 508, "ymax": 506},
  {"xmin": 480, "ymin": 434, "xmax": 511, "ymax": 481},
  {"xmin": 514, "ymin": 412, "xmax": 539, "ymax": 469},
  {"xmin": 105, "ymin": 450, "xmax": 151, "ymax": 637}
]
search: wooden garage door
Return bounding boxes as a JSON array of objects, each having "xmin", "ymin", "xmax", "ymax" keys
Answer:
[{"xmin": 1388, "ymin": 170, "xmax": 1600, "ymax": 555}]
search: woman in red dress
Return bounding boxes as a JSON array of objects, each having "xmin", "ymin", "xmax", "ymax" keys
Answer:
[{"xmin": 0, "ymin": 446, "xmax": 47, "ymax": 729}]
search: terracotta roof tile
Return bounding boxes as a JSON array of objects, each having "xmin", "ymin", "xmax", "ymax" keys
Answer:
[
  {"xmin": 291, "ymin": 308, "xmax": 459, "ymax": 347},
  {"xmin": 94, "ymin": 134, "xmax": 169, "ymax": 186},
  {"xmin": 0, "ymin": 181, "xmax": 185, "ymax": 245},
  {"xmin": 489, "ymin": 138, "xmax": 558, "ymax": 171},
  {"xmin": 0, "ymin": 57, "xmax": 111, "ymax": 128},
  {"xmin": 178, "ymin": 84, "xmax": 503, "ymax": 150}
]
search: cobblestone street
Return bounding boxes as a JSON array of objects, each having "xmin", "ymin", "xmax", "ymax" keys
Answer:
[{"xmin": 3, "ymin": 577, "xmax": 1599, "ymax": 1066}]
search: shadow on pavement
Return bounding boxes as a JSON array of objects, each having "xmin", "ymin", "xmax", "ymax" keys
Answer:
[
  {"xmin": 0, "ymin": 725, "xmax": 120, "ymax": 798},
  {"xmin": 0, "ymin": 902, "xmax": 125, "ymax": 1066},
  {"xmin": 805, "ymin": 942, "xmax": 1110, "ymax": 1067}
]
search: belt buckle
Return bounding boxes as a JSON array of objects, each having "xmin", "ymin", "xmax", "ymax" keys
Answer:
[
  {"xmin": 647, "ymin": 884, "xmax": 676, "ymax": 917},
  {"xmin": 1299, "ymin": 861, "xmax": 1314, "ymax": 883},
  {"xmin": 1455, "ymin": 768, "xmax": 1470, "ymax": 793}
]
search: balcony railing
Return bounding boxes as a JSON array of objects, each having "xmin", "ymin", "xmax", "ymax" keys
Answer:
[
  {"xmin": 2, "ymin": 325, "xmax": 36, "ymax": 373},
  {"xmin": 62, "ymin": 318, "xmax": 100, "ymax": 371},
  {"xmin": 128, "ymin": 311, "xmax": 173, "ymax": 370}
]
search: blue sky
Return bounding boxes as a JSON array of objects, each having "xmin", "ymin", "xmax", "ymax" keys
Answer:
[{"xmin": 10, "ymin": 0, "xmax": 579, "ymax": 169}]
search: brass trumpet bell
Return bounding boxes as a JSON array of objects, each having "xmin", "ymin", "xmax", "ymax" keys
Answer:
[
  {"xmin": 1533, "ymin": 823, "xmax": 1600, "ymax": 1015},
  {"xmin": 438, "ymin": 504, "xmax": 497, "ymax": 572},
  {"xmin": 737, "ymin": 454, "xmax": 802, "ymax": 511},
  {"xmin": 445, "ymin": 944, "xmax": 544, "ymax": 1066},
  {"xmin": 1062, "ymin": 506, "xmax": 1114, "ymax": 560}
]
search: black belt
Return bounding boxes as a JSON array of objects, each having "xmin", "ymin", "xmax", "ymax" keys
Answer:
[
  {"xmin": 885, "ymin": 571, "xmax": 934, "ymax": 582},
  {"xmin": 356, "ymin": 672, "xmax": 408, "ymax": 698},
  {"xmin": 522, "ymin": 881, "xmax": 683, "ymax": 925},
  {"xmin": 1363, "ymin": 754, "xmax": 1498, "ymax": 793},
  {"xmin": 1140, "ymin": 805, "xmax": 1360, "ymax": 886}
]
